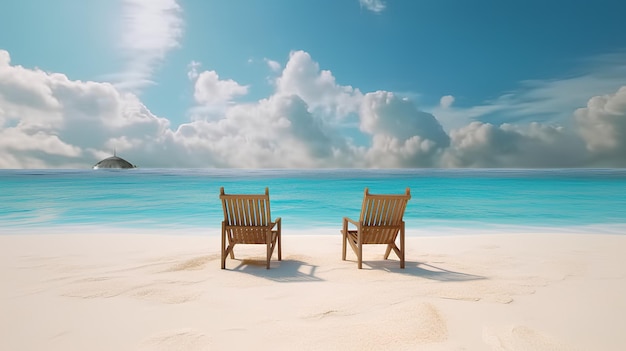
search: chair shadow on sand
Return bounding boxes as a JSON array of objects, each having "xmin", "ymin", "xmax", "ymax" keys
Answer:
[
  {"xmin": 355, "ymin": 259, "xmax": 486, "ymax": 282},
  {"xmin": 230, "ymin": 258, "xmax": 323, "ymax": 282}
]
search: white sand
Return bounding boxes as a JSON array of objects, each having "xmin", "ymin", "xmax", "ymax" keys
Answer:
[{"xmin": 2, "ymin": 232, "xmax": 626, "ymax": 350}]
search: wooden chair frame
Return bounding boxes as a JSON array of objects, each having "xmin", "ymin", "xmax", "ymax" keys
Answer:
[
  {"xmin": 342, "ymin": 187, "xmax": 411, "ymax": 269},
  {"xmin": 219, "ymin": 187, "xmax": 282, "ymax": 269}
]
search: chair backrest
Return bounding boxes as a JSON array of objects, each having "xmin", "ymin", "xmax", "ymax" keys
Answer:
[
  {"xmin": 220, "ymin": 187, "xmax": 272, "ymax": 227},
  {"xmin": 359, "ymin": 187, "xmax": 411, "ymax": 227}
]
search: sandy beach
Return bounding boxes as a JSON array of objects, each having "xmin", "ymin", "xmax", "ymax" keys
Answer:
[{"xmin": 2, "ymin": 232, "xmax": 626, "ymax": 350}]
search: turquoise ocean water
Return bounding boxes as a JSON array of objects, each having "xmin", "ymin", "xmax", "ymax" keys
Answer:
[{"xmin": 1, "ymin": 169, "xmax": 625, "ymax": 235}]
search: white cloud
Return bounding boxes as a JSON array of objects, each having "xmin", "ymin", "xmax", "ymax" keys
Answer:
[
  {"xmin": 0, "ymin": 49, "xmax": 171, "ymax": 168},
  {"xmin": 2, "ymin": 48, "xmax": 626, "ymax": 169},
  {"xmin": 0, "ymin": 50, "xmax": 10, "ymax": 66},
  {"xmin": 193, "ymin": 70, "xmax": 249, "ymax": 105},
  {"xmin": 432, "ymin": 58, "xmax": 626, "ymax": 132},
  {"xmin": 277, "ymin": 50, "xmax": 363, "ymax": 120},
  {"xmin": 574, "ymin": 86, "xmax": 626, "ymax": 166},
  {"xmin": 439, "ymin": 95, "xmax": 455, "ymax": 109},
  {"xmin": 112, "ymin": 0, "xmax": 184, "ymax": 93},
  {"xmin": 0, "ymin": 49, "xmax": 355, "ymax": 168},
  {"xmin": 360, "ymin": 91, "xmax": 450, "ymax": 167},
  {"xmin": 174, "ymin": 94, "xmax": 355, "ymax": 168},
  {"xmin": 359, "ymin": 0, "xmax": 386, "ymax": 13},
  {"xmin": 360, "ymin": 92, "xmax": 448, "ymax": 143},
  {"xmin": 442, "ymin": 122, "xmax": 587, "ymax": 168},
  {"xmin": 264, "ymin": 58, "xmax": 281, "ymax": 72},
  {"xmin": 187, "ymin": 61, "xmax": 201, "ymax": 80}
]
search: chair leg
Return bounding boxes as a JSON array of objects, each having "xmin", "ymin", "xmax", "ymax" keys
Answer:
[
  {"xmin": 400, "ymin": 224, "xmax": 405, "ymax": 269},
  {"xmin": 266, "ymin": 241, "xmax": 271, "ymax": 269},
  {"xmin": 342, "ymin": 220, "xmax": 347, "ymax": 261},
  {"xmin": 229, "ymin": 237, "xmax": 235, "ymax": 259},
  {"xmin": 342, "ymin": 233, "xmax": 347, "ymax": 261},
  {"xmin": 357, "ymin": 231, "xmax": 363, "ymax": 269},
  {"xmin": 221, "ymin": 225, "xmax": 226, "ymax": 269},
  {"xmin": 384, "ymin": 244, "xmax": 393, "ymax": 259},
  {"xmin": 266, "ymin": 231, "xmax": 272, "ymax": 269},
  {"xmin": 277, "ymin": 225, "xmax": 282, "ymax": 261}
]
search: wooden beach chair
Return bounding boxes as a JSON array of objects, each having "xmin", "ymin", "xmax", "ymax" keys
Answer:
[
  {"xmin": 342, "ymin": 188, "xmax": 411, "ymax": 269},
  {"xmin": 219, "ymin": 187, "xmax": 282, "ymax": 269}
]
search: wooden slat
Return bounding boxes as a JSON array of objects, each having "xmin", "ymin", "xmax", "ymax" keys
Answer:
[
  {"xmin": 261, "ymin": 199, "xmax": 266, "ymax": 225},
  {"xmin": 253, "ymin": 199, "xmax": 260, "ymax": 226}
]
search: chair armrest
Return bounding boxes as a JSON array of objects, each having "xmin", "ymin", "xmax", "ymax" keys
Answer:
[
  {"xmin": 271, "ymin": 217, "xmax": 281, "ymax": 230},
  {"xmin": 343, "ymin": 217, "xmax": 360, "ymax": 229}
]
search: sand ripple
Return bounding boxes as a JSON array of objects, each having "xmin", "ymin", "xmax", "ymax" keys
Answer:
[
  {"xmin": 483, "ymin": 325, "xmax": 579, "ymax": 351},
  {"xmin": 138, "ymin": 329, "xmax": 211, "ymax": 351}
]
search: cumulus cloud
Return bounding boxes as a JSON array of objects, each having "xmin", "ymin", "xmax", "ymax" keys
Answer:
[
  {"xmin": 360, "ymin": 92, "xmax": 449, "ymax": 167},
  {"xmin": 113, "ymin": 0, "xmax": 184, "ymax": 93},
  {"xmin": 264, "ymin": 58, "xmax": 281, "ymax": 72},
  {"xmin": 360, "ymin": 92, "xmax": 448, "ymax": 143},
  {"xmin": 2, "ymin": 47, "xmax": 626, "ymax": 169},
  {"xmin": 0, "ymin": 49, "xmax": 356, "ymax": 168},
  {"xmin": 192, "ymin": 70, "xmax": 249, "ymax": 105},
  {"xmin": 0, "ymin": 50, "xmax": 10, "ymax": 66},
  {"xmin": 277, "ymin": 50, "xmax": 363, "ymax": 119},
  {"xmin": 359, "ymin": 0, "xmax": 386, "ymax": 13},
  {"xmin": 187, "ymin": 61, "xmax": 201, "ymax": 80},
  {"xmin": 174, "ymin": 94, "xmax": 355, "ymax": 168},
  {"xmin": 0, "ymin": 50, "xmax": 170, "ymax": 168},
  {"xmin": 575, "ymin": 86, "xmax": 626, "ymax": 166},
  {"xmin": 440, "ymin": 95, "xmax": 455, "ymax": 109},
  {"xmin": 442, "ymin": 122, "xmax": 587, "ymax": 168}
]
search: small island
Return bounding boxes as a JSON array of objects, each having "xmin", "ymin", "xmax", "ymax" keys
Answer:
[{"xmin": 93, "ymin": 152, "xmax": 136, "ymax": 169}]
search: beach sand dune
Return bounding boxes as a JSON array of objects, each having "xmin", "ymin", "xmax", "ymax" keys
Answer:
[{"xmin": 2, "ymin": 233, "xmax": 626, "ymax": 350}]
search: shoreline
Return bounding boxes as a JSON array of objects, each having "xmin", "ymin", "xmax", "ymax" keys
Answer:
[
  {"xmin": 2, "ymin": 222, "xmax": 626, "ymax": 236},
  {"xmin": 2, "ymin": 232, "xmax": 626, "ymax": 350}
]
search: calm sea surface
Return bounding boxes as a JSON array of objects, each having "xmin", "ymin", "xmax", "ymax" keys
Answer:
[{"xmin": 1, "ymin": 169, "xmax": 625, "ymax": 235}]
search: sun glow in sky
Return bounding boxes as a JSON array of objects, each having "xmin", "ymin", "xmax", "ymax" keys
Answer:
[{"xmin": 1, "ymin": 0, "xmax": 626, "ymax": 168}]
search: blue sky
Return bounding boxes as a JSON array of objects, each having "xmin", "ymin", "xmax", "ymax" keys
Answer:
[{"xmin": 1, "ymin": 0, "xmax": 626, "ymax": 168}]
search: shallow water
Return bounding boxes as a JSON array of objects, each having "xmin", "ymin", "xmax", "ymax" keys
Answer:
[{"xmin": 1, "ymin": 168, "xmax": 625, "ymax": 235}]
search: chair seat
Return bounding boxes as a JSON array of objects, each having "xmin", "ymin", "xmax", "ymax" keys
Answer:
[
  {"xmin": 344, "ymin": 229, "xmax": 399, "ymax": 244},
  {"xmin": 228, "ymin": 229, "xmax": 278, "ymax": 245}
]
